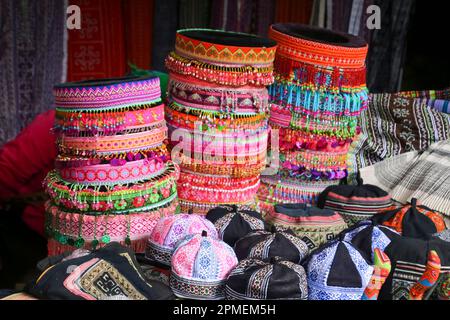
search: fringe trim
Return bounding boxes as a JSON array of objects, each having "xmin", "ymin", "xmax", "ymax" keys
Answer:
[
  {"xmin": 269, "ymin": 82, "xmax": 369, "ymax": 116},
  {"xmin": 273, "ymin": 55, "xmax": 366, "ymax": 91}
]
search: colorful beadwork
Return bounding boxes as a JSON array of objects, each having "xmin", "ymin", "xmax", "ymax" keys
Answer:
[
  {"xmin": 175, "ymin": 29, "xmax": 277, "ymax": 66},
  {"xmin": 259, "ymin": 24, "xmax": 369, "ymax": 214},
  {"xmin": 44, "ymin": 75, "xmax": 180, "ymax": 255},
  {"xmin": 166, "ymin": 29, "xmax": 275, "ymax": 214}
]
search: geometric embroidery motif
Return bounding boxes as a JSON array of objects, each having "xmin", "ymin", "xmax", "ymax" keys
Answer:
[{"xmin": 79, "ymin": 260, "xmax": 146, "ymax": 300}]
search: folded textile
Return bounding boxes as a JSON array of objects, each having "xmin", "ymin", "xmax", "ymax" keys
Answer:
[
  {"xmin": 350, "ymin": 94, "xmax": 450, "ymax": 171},
  {"xmin": 359, "ymin": 141, "xmax": 450, "ymax": 221},
  {"xmin": 399, "ymin": 88, "xmax": 450, "ymax": 101},
  {"xmin": 399, "ymin": 87, "xmax": 450, "ymax": 114}
]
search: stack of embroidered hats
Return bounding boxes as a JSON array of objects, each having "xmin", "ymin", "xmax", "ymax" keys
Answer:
[
  {"xmin": 258, "ymin": 24, "xmax": 369, "ymax": 215},
  {"xmin": 44, "ymin": 75, "xmax": 180, "ymax": 256},
  {"xmin": 165, "ymin": 29, "xmax": 277, "ymax": 215}
]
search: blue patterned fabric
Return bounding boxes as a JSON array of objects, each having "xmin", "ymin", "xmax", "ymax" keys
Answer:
[
  {"xmin": 193, "ymin": 239, "xmax": 219, "ymax": 280},
  {"xmin": 343, "ymin": 221, "xmax": 399, "ymax": 262},
  {"xmin": 307, "ymin": 240, "xmax": 373, "ymax": 300}
]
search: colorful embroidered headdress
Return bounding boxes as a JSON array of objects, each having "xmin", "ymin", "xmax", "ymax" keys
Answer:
[
  {"xmin": 266, "ymin": 203, "xmax": 348, "ymax": 250},
  {"xmin": 145, "ymin": 211, "xmax": 218, "ymax": 267},
  {"xmin": 371, "ymin": 198, "xmax": 446, "ymax": 240},
  {"xmin": 259, "ymin": 24, "xmax": 369, "ymax": 213},
  {"xmin": 206, "ymin": 205, "xmax": 266, "ymax": 247},
  {"xmin": 170, "ymin": 231, "xmax": 238, "ymax": 300},
  {"xmin": 165, "ymin": 29, "xmax": 277, "ymax": 215},
  {"xmin": 44, "ymin": 75, "xmax": 180, "ymax": 255},
  {"xmin": 317, "ymin": 175, "xmax": 396, "ymax": 226}
]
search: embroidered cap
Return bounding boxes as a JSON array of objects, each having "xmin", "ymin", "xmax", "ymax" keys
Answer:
[
  {"xmin": 341, "ymin": 220, "xmax": 400, "ymax": 263},
  {"xmin": 317, "ymin": 176, "xmax": 396, "ymax": 226},
  {"xmin": 27, "ymin": 242, "xmax": 175, "ymax": 300},
  {"xmin": 170, "ymin": 231, "xmax": 238, "ymax": 300},
  {"xmin": 225, "ymin": 257, "xmax": 308, "ymax": 300},
  {"xmin": 234, "ymin": 227, "xmax": 309, "ymax": 264},
  {"xmin": 306, "ymin": 238, "xmax": 374, "ymax": 300},
  {"xmin": 371, "ymin": 198, "xmax": 446, "ymax": 240},
  {"xmin": 379, "ymin": 236, "xmax": 450, "ymax": 300},
  {"xmin": 145, "ymin": 210, "xmax": 218, "ymax": 267},
  {"xmin": 206, "ymin": 205, "xmax": 266, "ymax": 247},
  {"xmin": 268, "ymin": 203, "xmax": 348, "ymax": 250}
]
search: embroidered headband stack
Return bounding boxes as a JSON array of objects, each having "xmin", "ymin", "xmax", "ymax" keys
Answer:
[
  {"xmin": 165, "ymin": 29, "xmax": 277, "ymax": 215},
  {"xmin": 258, "ymin": 24, "xmax": 369, "ymax": 213},
  {"xmin": 44, "ymin": 75, "xmax": 180, "ymax": 256}
]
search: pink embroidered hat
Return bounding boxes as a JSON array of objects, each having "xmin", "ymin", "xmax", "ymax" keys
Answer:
[
  {"xmin": 170, "ymin": 231, "xmax": 238, "ymax": 300},
  {"xmin": 145, "ymin": 210, "xmax": 218, "ymax": 267}
]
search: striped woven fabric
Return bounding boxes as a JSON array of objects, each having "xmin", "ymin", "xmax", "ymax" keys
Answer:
[
  {"xmin": 359, "ymin": 140, "xmax": 450, "ymax": 222},
  {"xmin": 399, "ymin": 88, "xmax": 450, "ymax": 100},
  {"xmin": 416, "ymin": 98, "xmax": 450, "ymax": 114},
  {"xmin": 349, "ymin": 93, "xmax": 450, "ymax": 173}
]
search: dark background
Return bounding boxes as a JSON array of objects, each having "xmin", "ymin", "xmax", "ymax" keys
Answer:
[{"xmin": 403, "ymin": 1, "xmax": 450, "ymax": 90}]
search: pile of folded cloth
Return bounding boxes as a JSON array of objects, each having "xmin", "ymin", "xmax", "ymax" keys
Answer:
[
  {"xmin": 43, "ymin": 75, "xmax": 180, "ymax": 256},
  {"xmin": 258, "ymin": 23, "xmax": 369, "ymax": 215},
  {"xmin": 165, "ymin": 29, "xmax": 277, "ymax": 215}
]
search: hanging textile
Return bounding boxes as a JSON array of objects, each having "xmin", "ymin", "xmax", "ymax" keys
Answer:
[
  {"xmin": 179, "ymin": 0, "xmax": 211, "ymax": 29},
  {"xmin": 275, "ymin": 0, "xmax": 314, "ymax": 25},
  {"xmin": 152, "ymin": 0, "xmax": 179, "ymax": 71},
  {"xmin": 400, "ymin": 88, "xmax": 450, "ymax": 114},
  {"xmin": 310, "ymin": 0, "xmax": 327, "ymax": 28},
  {"xmin": 0, "ymin": 0, "xmax": 67, "ymax": 146},
  {"xmin": 67, "ymin": 0, "xmax": 126, "ymax": 81},
  {"xmin": 210, "ymin": 0, "xmax": 275, "ymax": 36},
  {"xmin": 366, "ymin": 0, "xmax": 415, "ymax": 92},
  {"xmin": 123, "ymin": 0, "xmax": 154, "ymax": 70},
  {"xmin": 348, "ymin": 0, "xmax": 365, "ymax": 35},
  {"xmin": 330, "ymin": 0, "xmax": 353, "ymax": 32}
]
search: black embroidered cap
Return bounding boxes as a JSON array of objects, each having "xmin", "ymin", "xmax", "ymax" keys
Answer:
[
  {"xmin": 26, "ymin": 242, "xmax": 175, "ymax": 300},
  {"xmin": 267, "ymin": 203, "xmax": 348, "ymax": 250},
  {"xmin": 225, "ymin": 257, "xmax": 308, "ymax": 300},
  {"xmin": 371, "ymin": 198, "xmax": 446, "ymax": 240},
  {"xmin": 317, "ymin": 175, "xmax": 395, "ymax": 227},
  {"xmin": 206, "ymin": 205, "xmax": 266, "ymax": 247},
  {"xmin": 378, "ymin": 236, "xmax": 450, "ymax": 300},
  {"xmin": 233, "ymin": 226, "xmax": 309, "ymax": 264},
  {"xmin": 341, "ymin": 220, "xmax": 401, "ymax": 263}
]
